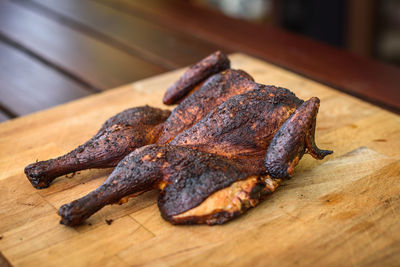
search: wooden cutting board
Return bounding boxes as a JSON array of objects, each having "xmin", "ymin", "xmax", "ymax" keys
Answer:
[{"xmin": 0, "ymin": 54, "xmax": 399, "ymax": 266}]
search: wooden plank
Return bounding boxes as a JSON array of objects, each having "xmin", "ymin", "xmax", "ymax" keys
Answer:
[
  {"xmin": 21, "ymin": 0, "xmax": 220, "ymax": 69},
  {"xmin": 0, "ymin": 0, "xmax": 166, "ymax": 91},
  {"xmin": 0, "ymin": 54, "xmax": 399, "ymax": 265},
  {"xmin": 0, "ymin": 39, "xmax": 92, "ymax": 116},
  {"xmin": 99, "ymin": 0, "xmax": 400, "ymax": 112},
  {"xmin": 6, "ymin": 217, "xmax": 154, "ymax": 266}
]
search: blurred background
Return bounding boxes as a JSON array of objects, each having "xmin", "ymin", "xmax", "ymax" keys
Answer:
[
  {"xmin": 0, "ymin": 0, "xmax": 399, "ymax": 123},
  {"xmin": 197, "ymin": 0, "xmax": 400, "ymax": 66}
]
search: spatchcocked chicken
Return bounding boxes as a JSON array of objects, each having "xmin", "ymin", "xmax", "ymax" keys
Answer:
[{"xmin": 25, "ymin": 51, "xmax": 332, "ymax": 226}]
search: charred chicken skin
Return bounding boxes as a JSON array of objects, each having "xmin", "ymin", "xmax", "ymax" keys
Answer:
[{"xmin": 24, "ymin": 51, "xmax": 332, "ymax": 226}]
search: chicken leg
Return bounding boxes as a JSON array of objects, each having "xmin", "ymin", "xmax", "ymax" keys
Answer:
[
  {"xmin": 58, "ymin": 144, "xmax": 253, "ymax": 226},
  {"xmin": 25, "ymin": 106, "xmax": 170, "ymax": 189}
]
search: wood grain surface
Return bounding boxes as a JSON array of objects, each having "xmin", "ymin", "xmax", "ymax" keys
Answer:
[
  {"xmin": 0, "ymin": 0, "xmax": 166, "ymax": 91},
  {"xmin": 23, "ymin": 0, "xmax": 220, "ymax": 69},
  {"xmin": 0, "ymin": 54, "xmax": 399, "ymax": 266},
  {"xmin": 0, "ymin": 40, "xmax": 91, "ymax": 116}
]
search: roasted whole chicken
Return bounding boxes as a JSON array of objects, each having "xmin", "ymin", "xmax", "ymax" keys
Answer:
[{"xmin": 25, "ymin": 51, "xmax": 332, "ymax": 226}]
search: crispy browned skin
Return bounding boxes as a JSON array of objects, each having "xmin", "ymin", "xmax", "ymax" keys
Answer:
[
  {"xmin": 24, "ymin": 106, "xmax": 170, "ymax": 189},
  {"xmin": 157, "ymin": 69, "xmax": 255, "ymax": 144},
  {"xmin": 170, "ymin": 85, "xmax": 303, "ymax": 172},
  {"xmin": 162, "ymin": 50, "xmax": 230, "ymax": 105}
]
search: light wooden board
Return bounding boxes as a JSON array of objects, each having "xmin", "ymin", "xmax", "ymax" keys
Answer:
[{"xmin": 0, "ymin": 54, "xmax": 399, "ymax": 266}]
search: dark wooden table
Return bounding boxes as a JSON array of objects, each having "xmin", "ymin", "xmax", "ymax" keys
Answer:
[{"xmin": 0, "ymin": 0, "xmax": 399, "ymax": 123}]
